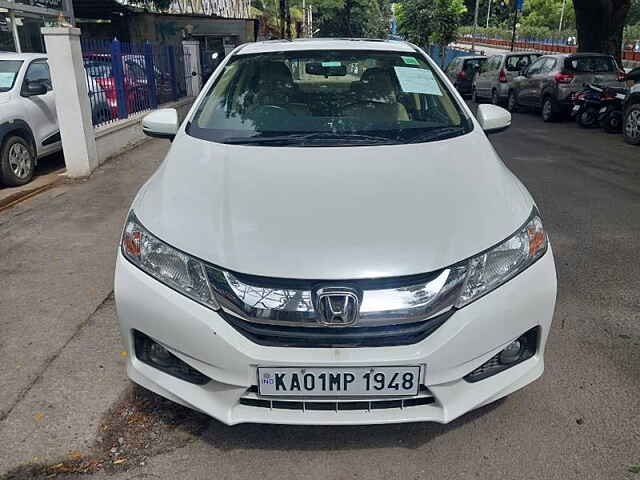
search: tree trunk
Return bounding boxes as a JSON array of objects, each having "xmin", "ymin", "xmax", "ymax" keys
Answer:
[{"xmin": 574, "ymin": 0, "xmax": 631, "ymax": 67}]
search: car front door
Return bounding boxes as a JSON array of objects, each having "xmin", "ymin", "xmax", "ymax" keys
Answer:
[
  {"xmin": 19, "ymin": 59, "xmax": 59, "ymax": 155},
  {"xmin": 518, "ymin": 57, "xmax": 546, "ymax": 106},
  {"xmin": 475, "ymin": 55, "xmax": 497, "ymax": 97}
]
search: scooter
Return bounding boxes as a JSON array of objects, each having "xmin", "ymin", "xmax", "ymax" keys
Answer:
[
  {"xmin": 595, "ymin": 86, "xmax": 627, "ymax": 133},
  {"xmin": 571, "ymin": 84, "xmax": 604, "ymax": 128}
]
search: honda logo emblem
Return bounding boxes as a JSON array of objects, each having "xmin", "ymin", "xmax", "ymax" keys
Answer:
[{"xmin": 315, "ymin": 288, "xmax": 360, "ymax": 327}]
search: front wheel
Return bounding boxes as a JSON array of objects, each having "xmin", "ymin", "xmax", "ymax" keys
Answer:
[
  {"xmin": 602, "ymin": 111, "xmax": 623, "ymax": 133},
  {"xmin": 491, "ymin": 89, "xmax": 500, "ymax": 105},
  {"xmin": 623, "ymin": 104, "xmax": 640, "ymax": 145},
  {"xmin": 0, "ymin": 136, "xmax": 36, "ymax": 187},
  {"xmin": 472, "ymin": 87, "xmax": 482, "ymax": 104},
  {"xmin": 541, "ymin": 97, "xmax": 557, "ymax": 122},
  {"xmin": 577, "ymin": 107, "xmax": 598, "ymax": 128},
  {"xmin": 507, "ymin": 91, "xmax": 519, "ymax": 112}
]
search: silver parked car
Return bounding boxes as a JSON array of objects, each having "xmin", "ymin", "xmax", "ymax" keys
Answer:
[
  {"xmin": 508, "ymin": 53, "xmax": 625, "ymax": 122},
  {"xmin": 623, "ymin": 66, "xmax": 640, "ymax": 145},
  {"xmin": 472, "ymin": 52, "xmax": 541, "ymax": 106}
]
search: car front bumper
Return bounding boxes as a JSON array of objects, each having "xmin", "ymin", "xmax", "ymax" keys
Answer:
[{"xmin": 114, "ymin": 249, "xmax": 557, "ymax": 426}]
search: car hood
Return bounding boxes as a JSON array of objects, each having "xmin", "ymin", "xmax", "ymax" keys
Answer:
[{"xmin": 134, "ymin": 129, "xmax": 534, "ymax": 279}]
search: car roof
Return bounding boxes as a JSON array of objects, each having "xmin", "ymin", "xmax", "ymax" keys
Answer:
[
  {"xmin": 503, "ymin": 51, "xmax": 541, "ymax": 56},
  {"xmin": 0, "ymin": 52, "xmax": 47, "ymax": 61},
  {"xmin": 459, "ymin": 56, "xmax": 486, "ymax": 60},
  {"xmin": 237, "ymin": 38, "xmax": 417, "ymax": 55}
]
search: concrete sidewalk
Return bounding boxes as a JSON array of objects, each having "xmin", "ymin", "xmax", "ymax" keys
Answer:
[{"xmin": 0, "ymin": 139, "xmax": 168, "ymax": 475}]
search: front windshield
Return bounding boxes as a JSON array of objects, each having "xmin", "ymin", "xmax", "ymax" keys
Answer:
[
  {"xmin": 0, "ymin": 60, "xmax": 23, "ymax": 92},
  {"xmin": 188, "ymin": 50, "xmax": 472, "ymax": 146}
]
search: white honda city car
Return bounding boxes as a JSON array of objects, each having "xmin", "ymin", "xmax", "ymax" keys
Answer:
[{"xmin": 115, "ymin": 39, "xmax": 557, "ymax": 425}]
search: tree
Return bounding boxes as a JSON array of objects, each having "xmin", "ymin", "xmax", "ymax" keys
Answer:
[
  {"xmin": 397, "ymin": 0, "xmax": 466, "ymax": 64},
  {"xmin": 520, "ymin": 0, "xmax": 576, "ymax": 30},
  {"xmin": 431, "ymin": 0, "xmax": 467, "ymax": 63},
  {"xmin": 313, "ymin": 0, "xmax": 391, "ymax": 37},
  {"xmin": 574, "ymin": 0, "xmax": 631, "ymax": 65}
]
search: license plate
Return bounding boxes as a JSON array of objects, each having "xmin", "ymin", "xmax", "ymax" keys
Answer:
[
  {"xmin": 572, "ymin": 105, "xmax": 580, "ymax": 112},
  {"xmin": 599, "ymin": 107, "xmax": 607, "ymax": 113},
  {"xmin": 257, "ymin": 366, "xmax": 421, "ymax": 397}
]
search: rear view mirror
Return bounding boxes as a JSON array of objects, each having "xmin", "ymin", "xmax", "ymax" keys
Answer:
[
  {"xmin": 142, "ymin": 108, "xmax": 178, "ymax": 140},
  {"xmin": 305, "ymin": 62, "xmax": 347, "ymax": 77},
  {"xmin": 23, "ymin": 81, "xmax": 47, "ymax": 96},
  {"xmin": 477, "ymin": 104, "xmax": 511, "ymax": 134}
]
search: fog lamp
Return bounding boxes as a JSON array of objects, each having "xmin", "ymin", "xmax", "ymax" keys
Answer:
[
  {"xmin": 133, "ymin": 330, "xmax": 210, "ymax": 385},
  {"xmin": 499, "ymin": 340, "xmax": 523, "ymax": 365}
]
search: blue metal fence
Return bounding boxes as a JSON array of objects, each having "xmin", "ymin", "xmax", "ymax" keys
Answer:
[
  {"xmin": 81, "ymin": 38, "xmax": 193, "ymax": 127},
  {"xmin": 428, "ymin": 45, "xmax": 470, "ymax": 70}
]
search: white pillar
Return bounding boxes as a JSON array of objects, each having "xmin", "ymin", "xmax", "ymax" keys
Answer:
[
  {"xmin": 182, "ymin": 40, "xmax": 202, "ymax": 96},
  {"xmin": 41, "ymin": 27, "xmax": 97, "ymax": 178}
]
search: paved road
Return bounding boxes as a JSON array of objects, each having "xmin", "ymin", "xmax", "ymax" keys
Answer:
[{"xmin": 1, "ymin": 108, "xmax": 639, "ymax": 479}]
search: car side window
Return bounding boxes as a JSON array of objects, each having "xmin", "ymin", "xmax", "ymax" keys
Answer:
[
  {"xmin": 543, "ymin": 58, "xmax": 557, "ymax": 73},
  {"xmin": 527, "ymin": 57, "xmax": 545, "ymax": 75},
  {"xmin": 445, "ymin": 58, "xmax": 459, "ymax": 74},
  {"xmin": 24, "ymin": 61, "xmax": 52, "ymax": 91}
]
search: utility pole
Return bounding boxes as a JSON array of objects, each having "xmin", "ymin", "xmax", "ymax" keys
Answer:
[
  {"xmin": 471, "ymin": 0, "xmax": 480, "ymax": 52},
  {"xmin": 486, "ymin": 0, "xmax": 492, "ymax": 28},
  {"xmin": 558, "ymin": 0, "xmax": 566, "ymax": 31}
]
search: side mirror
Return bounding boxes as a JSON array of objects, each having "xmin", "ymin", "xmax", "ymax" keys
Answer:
[
  {"xmin": 23, "ymin": 81, "xmax": 47, "ymax": 96},
  {"xmin": 477, "ymin": 104, "xmax": 511, "ymax": 134},
  {"xmin": 142, "ymin": 108, "xmax": 178, "ymax": 140}
]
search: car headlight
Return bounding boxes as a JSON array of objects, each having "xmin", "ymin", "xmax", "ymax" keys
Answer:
[
  {"xmin": 121, "ymin": 213, "xmax": 220, "ymax": 310},
  {"xmin": 456, "ymin": 208, "xmax": 548, "ymax": 307}
]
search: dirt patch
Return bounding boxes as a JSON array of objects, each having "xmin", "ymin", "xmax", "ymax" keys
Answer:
[{"xmin": 1, "ymin": 385, "xmax": 211, "ymax": 479}]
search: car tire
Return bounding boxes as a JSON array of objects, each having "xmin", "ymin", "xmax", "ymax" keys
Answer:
[
  {"xmin": 541, "ymin": 96, "xmax": 557, "ymax": 122},
  {"xmin": 0, "ymin": 136, "xmax": 36, "ymax": 187},
  {"xmin": 92, "ymin": 102, "xmax": 113, "ymax": 125},
  {"xmin": 623, "ymin": 103, "xmax": 640, "ymax": 145},
  {"xmin": 507, "ymin": 91, "xmax": 519, "ymax": 113},
  {"xmin": 472, "ymin": 87, "xmax": 481, "ymax": 104},
  {"xmin": 491, "ymin": 89, "xmax": 500, "ymax": 106}
]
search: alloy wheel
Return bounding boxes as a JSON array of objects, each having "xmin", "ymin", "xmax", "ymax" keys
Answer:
[
  {"xmin": 542, "ymin": 99, "xmax": 553, "ymax": 121},
  {"xmin": 8, "ymin": 143, "xmax": 32, "ymax": 180},
  {"xmin": 508, "ymin": 92, "xmax": 517, "ymax": 112},
  {"xmin": 625, "ymin": 109, "xmax": 640, "ymax": 140}
]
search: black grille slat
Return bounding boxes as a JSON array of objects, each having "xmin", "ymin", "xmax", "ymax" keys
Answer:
[{"xmin": 220, "ymin": 309, "xmax": 453, "ymax": 348}]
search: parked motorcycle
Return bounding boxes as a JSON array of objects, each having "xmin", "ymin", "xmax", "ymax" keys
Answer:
[
  {"xmin": 571, "ymin": 84, "xmax": 628, "ymax": 131},
  {"xmin": 571, "ymin": 84, "xmax": 604, "ymax": 128},
  {"xmin": 596, "ymin": 86, "xmax": 627, "ymax": 133}
]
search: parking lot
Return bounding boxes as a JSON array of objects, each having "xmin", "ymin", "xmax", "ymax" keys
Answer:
[{"xmin": 0, "ymin": 106, "xmax": 639, "ymax": 479}]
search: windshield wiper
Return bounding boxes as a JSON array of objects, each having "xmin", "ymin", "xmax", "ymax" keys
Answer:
[
  {"xmin": 223, "ymin": 132, "xmax": 401, "ymax": 146},
  {"xmin": 407, "ymin": 126, "xmax": 467, "ymax": 144}
]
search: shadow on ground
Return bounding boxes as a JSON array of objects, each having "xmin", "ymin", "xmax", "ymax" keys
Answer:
[{"xmin": 1, "ymin": 385, "xmax": 504, "ymax": 479}]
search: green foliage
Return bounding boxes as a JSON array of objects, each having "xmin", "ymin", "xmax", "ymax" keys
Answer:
[
  {"xmin": 314, "ymin": 0, "xmax": 392, "ymax": 37},
  {"xmin": 520, "ymin": 0, "xmax": 575, "ymax": 30},
  {"xmin": 431, "ymin": 0, "xmax": 467, "ymax": 45},
  {"xmin": 397, "ymin": 0, "xmax": 466, "ymax": 46}
]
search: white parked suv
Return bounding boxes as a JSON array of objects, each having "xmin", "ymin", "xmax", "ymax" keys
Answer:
[
  {"xmin": 116, "ymin": 39, "xmax": 558, "ymax": 425},
  {"xmin": 0, "ymin": 52, "xmax": 110, "ymax": 186},
  {"xmin": 0, "ymin": 53, "xmax": 61, "ymax": 186}
]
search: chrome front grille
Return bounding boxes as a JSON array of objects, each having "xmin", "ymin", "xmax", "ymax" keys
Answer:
[
  {"xmin": 205, "ymin": 266, "xmax": 464, "ymax": 347},
  {"xmin": 219, "ymin": 308, "xmax": 453, "ymax": 347},
  {"xmin": 238, "ymin": 386, "xmax": 436, "ymax": 412}
]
